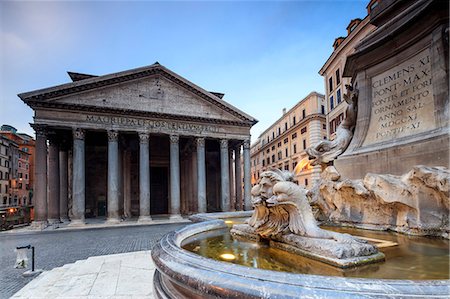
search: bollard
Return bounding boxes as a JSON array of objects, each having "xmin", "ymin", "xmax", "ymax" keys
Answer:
[{"xmin": 15, "ymin": 245, "xmax": 42, "ymax": 277}]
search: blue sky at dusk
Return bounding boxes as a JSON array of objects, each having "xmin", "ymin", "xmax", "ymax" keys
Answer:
[{"xmin": 0, "ymin": 1, "xmax": 367, "ymax": 139}]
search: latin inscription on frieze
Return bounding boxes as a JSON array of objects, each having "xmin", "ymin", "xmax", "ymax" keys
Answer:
[
  {"xmin": 85, "ymin": 115, "xmax": 219, "ymax": 134},
  {"xmin": 363, "ymin": 49, "xmax": 435, "ymax": 146}
]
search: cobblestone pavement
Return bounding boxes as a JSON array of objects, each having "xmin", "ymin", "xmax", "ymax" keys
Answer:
[{"xmin": 0, "ymin": 223, "xmax": 186, "ymax": 299}]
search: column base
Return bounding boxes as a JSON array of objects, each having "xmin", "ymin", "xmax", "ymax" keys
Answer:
[
  {"xmin": 106, "ymin": 217, "xmax": 121, "ymax": 225},
  {"xmin": 169, "ymin": 214, "xmax": 184, "ymax": 221},
  {"xmin": 138, "ymin": 216, "xmax": 153, "ymax": 223},
  {"xmin": 67, "ymin": 219, "xmax": 86, "ymax": 227},
  {"xmin": 31, "ymin": 220, "xmax": 48, "ymax": 230}
]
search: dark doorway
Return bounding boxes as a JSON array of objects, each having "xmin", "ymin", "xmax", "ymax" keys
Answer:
[
  {"xmin": 206, "ymin": 139, "xmax": 221, "ymax": 212},
  {"xmin": 150, "ymin": 167, "xmax": 169, "ymax": 215},
  {"xmin": 85, "ymin": 131, "xmax": 107, "ymax": 218}
]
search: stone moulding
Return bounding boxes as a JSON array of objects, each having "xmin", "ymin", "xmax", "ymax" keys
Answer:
[{"xmin": 151, "ymin": 212, "xmax": 448, "ymax": 299}]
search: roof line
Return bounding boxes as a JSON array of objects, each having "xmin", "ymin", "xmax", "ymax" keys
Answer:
[
  {"xmin": 318, "ymin": 15, "xmax": 371, "ymax": 75},
  {"xmin": 258, "ymin": 91, "xmax": 324, "ymax": 138},
  {"xmin": 18, "ymin": 63, "xmax": 258, "ymax": 125}
]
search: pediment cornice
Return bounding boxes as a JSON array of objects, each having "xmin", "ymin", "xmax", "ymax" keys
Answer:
[
  {"xmin": 30, "ymin": 101, "xmax": 254, "ymax": 127},
  {"xmin": 19, "ymin": 63, "xmax": 258, "ymax": 125}
]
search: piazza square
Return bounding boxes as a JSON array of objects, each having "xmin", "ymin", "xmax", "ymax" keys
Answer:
[{"xmin": 0, "ymin": 0, "xmax": 448, "ymax": 298}]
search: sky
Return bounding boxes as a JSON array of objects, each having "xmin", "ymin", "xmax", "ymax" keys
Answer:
[{"xmin": 0, "ymin": 0, "xmax": 368, "ymax": 140}]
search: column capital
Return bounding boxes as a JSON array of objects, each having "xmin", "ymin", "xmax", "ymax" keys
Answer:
[
  {"xmin": 196, "ymin": 137, "xmax": 205, "ymax": 147},
  {"xmin": 220, "ymin": 139, "xmax": 228, "ymax": 149},
  {"xmin": 170, "ymin": 135, "xmax": 179, "ymax": 144},
  {"xmin": 73, "ymin": 128, "xmax": 85, "ymax": 140},
  {"xmin": 138, "ymin": 132, "xmax": 150, "ymax": 144},
  {"xmin": 33, "ymin": 125, "xmax": 48, "ymax": 138},
  {"xmin": 107, "ymin": 130, "xmax": 119, "ymax": 142},
  {"xmin": 243, "ymin": 138, "xmax": 251, "ymax": 149}
]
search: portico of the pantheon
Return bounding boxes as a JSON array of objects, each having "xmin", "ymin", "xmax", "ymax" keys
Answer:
[{"xmin": 19, "ymin": 63, "xmax": 257, "ymax": 228}]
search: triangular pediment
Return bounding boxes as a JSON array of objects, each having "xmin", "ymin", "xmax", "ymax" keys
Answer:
[
  {"xmin": 53, "ymin": 75, "xmax": 244, "ymax": 122},
  {"xmin": 19, "ymin": 64, "xmax": 257, "ymax": 125}
]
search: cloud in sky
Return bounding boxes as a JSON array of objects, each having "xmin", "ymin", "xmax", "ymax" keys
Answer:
[{"xmin": 0, "ymin": 1, "xmax": 367, "ymax": 137}]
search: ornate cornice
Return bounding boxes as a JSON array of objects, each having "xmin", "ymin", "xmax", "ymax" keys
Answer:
[{"xmin": 26, "ymin": 101, "xmax": 254, "ymax": 128}]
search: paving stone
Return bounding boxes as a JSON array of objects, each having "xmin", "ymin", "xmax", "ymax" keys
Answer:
[
  {"xmin": 0, "ymin": 223, "xmax": 186, "ymax": 299},
  {"xmin": 116, "ymin": 265, "xmax": 154, "ymax": 296},
  {"xmin": 89, "ymin": 265, "xmax": 120, "ymax": 296}
]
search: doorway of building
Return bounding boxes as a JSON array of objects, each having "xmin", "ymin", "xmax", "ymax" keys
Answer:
[{"xmin": 150, "ymin": 167, "xmax": 169, "ymax": 215}]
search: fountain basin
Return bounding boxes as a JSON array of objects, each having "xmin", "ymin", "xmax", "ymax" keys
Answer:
[{"xmin": 152, "ymin": 212, "xmax": 449, "ymax": 298}]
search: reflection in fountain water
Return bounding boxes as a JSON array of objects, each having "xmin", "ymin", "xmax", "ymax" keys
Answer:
[{"xmin": 182, "ymin": 223, "xmax": 449, "ymax": 280}]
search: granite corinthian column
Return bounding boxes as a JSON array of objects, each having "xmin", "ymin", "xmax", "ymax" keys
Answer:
[
  {"xmin": 32, "ymin": 126, "xmax": 48, "ymax": 229},
  {"xmin": 138, "ymin": 132, "xmax": 152, "ymax": 222},
  {"xmin": 234, "ymin": 144, "xmax": 243, "ymax": 211},
  {"xmin": 169, "ymin": 135, "xmax": 182, "ymax": 220},
  {"xmin": 70, "ymin": 128, "xmax": 85, "ymax": 226},
  {"xmin": 220, "ymin": 139, "xmax": 230, "ymax": 212},
  {"xmin": 47, "ymin": 135, "xmax": 60, "ymax": 226},
  {"xmin": 196, "ymin": 138, "xmax": 206, "ymax": 213},
  {"xmin": 243, "ymin": 139, "xmax": 252, "ymax": 210},
  {"xmin": 107, "ymin": 130, "xmax": 120, "ymax": 223}
]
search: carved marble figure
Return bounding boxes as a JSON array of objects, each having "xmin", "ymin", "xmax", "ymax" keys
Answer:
[
  {"xmin": 306, "ymin": 84, "xmax": 358, "ymax": 166},
  {"xmin": 231, "ymin": 169, "xmax": 384, "ymax": 267}
]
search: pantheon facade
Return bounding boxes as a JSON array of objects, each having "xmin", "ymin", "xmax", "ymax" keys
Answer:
[{"xmin": 19, "ymin": 63, "xmax": 257, "ymax": 227}]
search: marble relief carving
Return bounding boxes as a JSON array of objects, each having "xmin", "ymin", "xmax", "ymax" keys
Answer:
[
  {"xmin": 309, "ymin": 165, "xmax": 450, "ymax": 239},
  {"xmin": 306, "ymin": 84, "xmax": 358, "ymax": 166}
]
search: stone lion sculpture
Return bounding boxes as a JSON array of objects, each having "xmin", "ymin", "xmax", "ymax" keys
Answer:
[
  {"xmin": 247, "ymin": 169, "xmax": 360, "ymax": 243},
  {"xmin": 306, "ymin": 84, "xmax": 358, "ymax": 166}
]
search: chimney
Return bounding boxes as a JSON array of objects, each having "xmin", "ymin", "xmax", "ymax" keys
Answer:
[{"xmin": 282, "ymin": 108, "xmax": 287, "ymax": 115}]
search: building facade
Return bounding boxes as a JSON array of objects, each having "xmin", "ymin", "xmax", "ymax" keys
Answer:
[
  {"xmin": 319, "ymin": 0, "xmax": 378, "ymax": 140},
  {"xmin": 250, "ymin": 92, "xmax": 327, "ymax": 188},
  {"xmin": 0, "ymin": 126, "xmax": 33, "ymax": 208},
  {"xmin": 19, "ymin": 63, "xmax": 257, "ymax": 228},
  {"xmin": 0, "ymin": 135, "xmax": 11, "ymax": 207}
]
